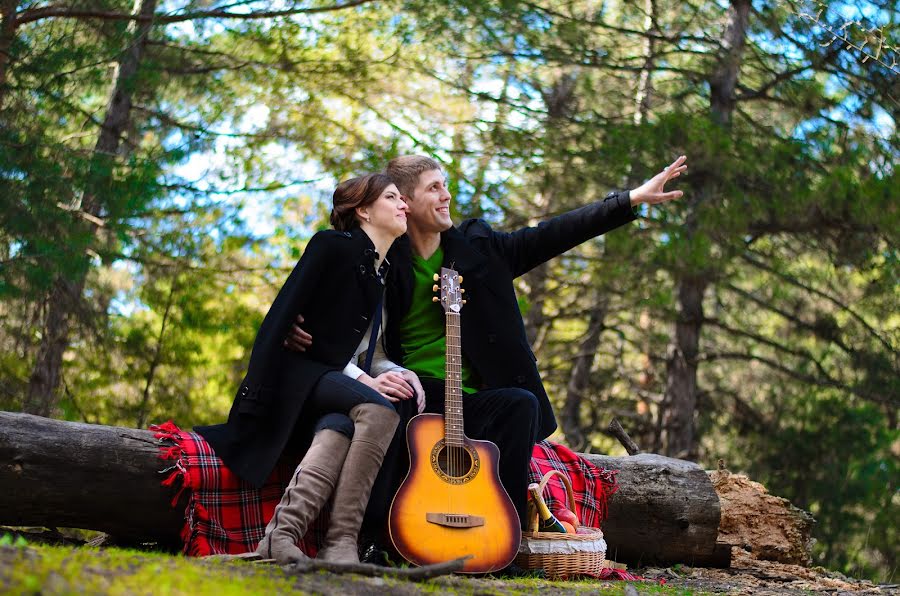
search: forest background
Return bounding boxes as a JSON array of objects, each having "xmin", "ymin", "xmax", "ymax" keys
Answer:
[{"xmin": 0, "ymin": 0, "xmax": 896, "ymax": 584}]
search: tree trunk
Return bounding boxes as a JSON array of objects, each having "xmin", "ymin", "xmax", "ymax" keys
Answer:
[
  {"xmin": 0, "ymin": 412, "xmax": 729, "ymax": 566},
  {"xmin": 709, "ymin": 0, "xmax": 751, "ymax": 125},
  {"xmin": 661, "ymin": 0, "xmax": 750, "ymax": 458},
  {"xmin": 24, "ymin": 0, "xmax": 158, "ymax": 417},
  {"xmin": 522, "ymin": 262, "xmax": 548, "ymax": 346},
  {"xmin": 522, "ymin": 71, "xmax": 580, "ymax": 347},
  {"xmin": 633, "ymin": 0, "xmax": 658, "ymax": 125},
  {"xmin": 23, "ymin": 281, "xmax": 82, "ymax": 417},
  {"xmin": 561, "ymin": 299, "xmax": 607, "ymax": 451},
  {"xmin": 662, "ymin": 275, "xmax": 708, "ymax": 459},
  {"xmin": 0, "ymin": 0, "xmax": 17, "ymax": 110},
  {"xmin": 136, "ymin": 277, "xmax": 177, "ymax": 429}
]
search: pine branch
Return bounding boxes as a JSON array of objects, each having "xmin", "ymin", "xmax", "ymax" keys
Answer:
[
  {"xmin": 722, "ymin": 282, "xmax": 854, "ymax": 355},
  {"xmin": 703, "ymin": 316, "xmax": 838, "ymax": 382},
  {"xmin": 793, "ymin": 1, "xmax": 899, "ymax": 75},
  {"xmin": 702, "ymin": 351, "xmax": 895, "ymax": 407},
  {"xmin": 740, "ymin": 251, "xmax": 896, "ymax": 355},
  {"xmin": 16, "ymin": 1, "xmax": 376, "ymax": 26}
]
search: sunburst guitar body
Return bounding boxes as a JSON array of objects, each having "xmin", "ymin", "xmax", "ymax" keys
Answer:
[{"xmin": 388, "ymin": 267, "xmax": 521, "ymax": 574}]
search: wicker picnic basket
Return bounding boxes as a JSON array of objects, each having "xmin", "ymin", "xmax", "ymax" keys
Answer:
[{"xmin": 515, "ymin": 469, "xmax": 607, "ymax": 579}]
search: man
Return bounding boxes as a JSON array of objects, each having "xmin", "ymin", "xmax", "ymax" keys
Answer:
[{"xmin": 287, "ymin": 154, "xmax": 687, "ymax": 555}]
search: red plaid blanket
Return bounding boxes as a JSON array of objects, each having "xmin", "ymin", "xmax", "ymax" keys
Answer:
[
  {"xmin": 528, "ymin": 441, "xmax": 618, "ymax": 530},
  {"xmin": 151, "ymin": 421, "xmax": 618, "ymax": 558}
]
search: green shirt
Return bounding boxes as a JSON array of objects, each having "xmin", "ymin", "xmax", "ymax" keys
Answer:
[{"xmin": 398, "ymin": 246, "xmax": 478, "ymax": 393}]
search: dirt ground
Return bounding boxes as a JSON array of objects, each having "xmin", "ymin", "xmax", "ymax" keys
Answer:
[{"xmin": 641, "ymin": 549, "xmax": 894, "ymax": 595}]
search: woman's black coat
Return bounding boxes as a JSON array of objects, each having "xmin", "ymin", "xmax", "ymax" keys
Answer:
[{"xmin": 196, "ymin": 227, "xmax": 385, "ymax": 488}]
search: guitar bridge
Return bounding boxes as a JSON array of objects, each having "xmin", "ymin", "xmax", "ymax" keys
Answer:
[{"xmin": 425, "ymin": 513, "xmax": 485, "ymax": 528}]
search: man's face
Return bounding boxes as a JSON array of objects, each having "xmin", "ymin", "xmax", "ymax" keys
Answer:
[{"xmin": 403, "ymin": 169, "xmax": 452, "ymax": 233}]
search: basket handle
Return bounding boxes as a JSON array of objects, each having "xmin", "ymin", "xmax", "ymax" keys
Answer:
[
  {"xmin": 526, "ymin": 469, "xmax": 577, "ymax": 532},
  {"xmin": 537, "ymin": 469, "xmax": 578, "ymax": 514}
]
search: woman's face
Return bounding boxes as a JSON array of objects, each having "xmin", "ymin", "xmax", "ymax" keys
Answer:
[{"xmin": 362, "ymin": 183, "xmax": 408, "ymax": 239}]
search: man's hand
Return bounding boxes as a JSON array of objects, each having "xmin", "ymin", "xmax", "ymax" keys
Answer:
[
  {"xmin": 629, "ymin": 155, "xmax": 687, "ymax": 206},
  {"xmin": 357, "ymin": 371, "xmax": 415, "ymax": 403},
  {"xmin": 400, "ymin": 369, "xmax": 426, "ymax": 413},
  {"xmin": 283, "ymin": 314, "xmax": 312, "ymax": 352}
]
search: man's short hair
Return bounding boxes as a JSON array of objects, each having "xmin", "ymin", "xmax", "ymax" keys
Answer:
[{"xmin": 385, "ymin": 155, "xmax": 442, "ymax": 199}]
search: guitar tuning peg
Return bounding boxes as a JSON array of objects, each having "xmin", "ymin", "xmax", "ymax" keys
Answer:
[
  {"xmin": 432, "ymin": 297, "xmax": 439, "ymax": 302},
  {"xmin": 460, "ymin": 288, "xmax": 465, "ymax": 293},
  {"xmin": 462, "ymin": 299, "xmax": 467, "ymax": 305},
  {"xmin": 433, "ymin": 274, "xmax": 440, "ymax": 281},
  {"xmin": 432, "ymin": 284, "xmax": 439, "ymax": 292},
  {"xmin": 458, "ymin": 275, "xmax": 463, "ymax": 283}
]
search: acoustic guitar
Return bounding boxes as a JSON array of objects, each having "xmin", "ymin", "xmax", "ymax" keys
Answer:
[{"xmin": 388, "ymin": 267, "xmax": 521, "ymax": 573}]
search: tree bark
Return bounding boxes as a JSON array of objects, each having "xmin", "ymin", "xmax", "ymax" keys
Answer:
[
  {"xmin": 0, "ymin": 0, "xmax": 19, "ymax": 110},
  {"xmin": 709, "ymin": 0, "xmax": 751, "ymax": 125},
  {"xmin": 0, "ymin": 412, "xmax": 729, "ymax": 566},
  {"xmin": 633, "ymin": 0, "xmax": 658, "ymax": 125},
  {"xmin": 24, "ymin": 0, "xmax": 158, "ymax": 417},
  {"xmin": 661, "ymin": 0, "xmax": 750, "ymax": 458},
  {"xmin": 662, "ymin": 275, "xmax": 708, "ymax": 459},
  {"xmin": 561, "ymin": 299, "xmax": 606, "ymax": 451}
]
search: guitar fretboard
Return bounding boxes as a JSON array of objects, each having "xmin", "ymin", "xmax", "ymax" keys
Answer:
[{"xmin": 444, "ymin": 311, "xmax": 464, "ymax": 446}]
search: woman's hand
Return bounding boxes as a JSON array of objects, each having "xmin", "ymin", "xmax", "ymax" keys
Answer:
[{"xmin": 357, "ymin": 371, "xmax": 414, "ymax": 402}]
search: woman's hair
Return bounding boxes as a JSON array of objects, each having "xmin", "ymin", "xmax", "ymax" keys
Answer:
[
  {"xmin": 385, "ymin": 155, "xmax": 442, "ymax": 199},
  {"xmin": 330, "ymin": 173, "xmax": 394, "ymax": 231}
]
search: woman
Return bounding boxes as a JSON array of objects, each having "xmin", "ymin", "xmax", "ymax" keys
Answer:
[{"xmin": 196, "ymin": 173, "xmax": 417, "ymax": 566}]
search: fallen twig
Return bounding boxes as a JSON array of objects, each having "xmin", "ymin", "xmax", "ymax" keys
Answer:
[{"xmin": 287, "ymin": 555, "xmax": 471, "ymax": 580}]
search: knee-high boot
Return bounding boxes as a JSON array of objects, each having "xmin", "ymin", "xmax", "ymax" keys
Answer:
[
  {"xmin": 255, "ymin": 428, "xmax": 351, "ymax": 565},
  {"xmin": 317, "ymin": 403, "xmax": 400, "ymax": 564}
]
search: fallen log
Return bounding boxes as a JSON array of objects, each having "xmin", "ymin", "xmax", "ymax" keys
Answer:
[
  {"xmin": 0, "ymin": 412, "xmax": 184, "ymax": 544},
  {"xmin": 0, "ymin": 412, "xmax": 728, "ymax": 566},
  {"xmin": 582, "ymin": 453, "xmax": 731, "ymax": 567}
]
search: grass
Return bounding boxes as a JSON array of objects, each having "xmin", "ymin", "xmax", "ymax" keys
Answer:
[{"xmin": 0, "ymin": 540, "xmax": 701, "ymax": 595}]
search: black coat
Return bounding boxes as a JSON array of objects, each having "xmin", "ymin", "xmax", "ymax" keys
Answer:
[
  {"xmin": 196, "ymin": 227, "xmax": 385, "ymax": 487},
  {"xmin": 383, "ymin": 191, "xmax": 637, "ymax": 441}
]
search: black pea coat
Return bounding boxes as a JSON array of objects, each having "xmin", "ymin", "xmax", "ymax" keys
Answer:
[
  {"xmin": 196, "ymin": 227, "xmax": 385, "ymax": 488},
  {"xmin": 383, "ymin": 191, "xmax": 637, "ymax": 442}
]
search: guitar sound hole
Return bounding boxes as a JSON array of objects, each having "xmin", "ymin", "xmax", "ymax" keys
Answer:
[{"xmin": 436, "ymin": 445, "xmax": 474, "ymax": 479}]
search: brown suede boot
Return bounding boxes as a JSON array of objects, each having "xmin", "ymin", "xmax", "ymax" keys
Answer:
[
  {"xmin": 255, "ymin": 428, "xmax": 350, "ymax": 566},
  {"xmin": 316, "ymin": 403, "xmax": 399, "ymax": 564}
]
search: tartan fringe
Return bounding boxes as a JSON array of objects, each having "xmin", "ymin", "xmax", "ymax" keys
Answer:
[
  {"xmin": 595, "ymin": 467, "xmax": 619, "ymax": 523},
  {"xmin": 150, "ymin": 420, "xmax": 201, "ymax": 555},
  {"xmin": 150, "ymin": 420, "xmax": 191, "ymax": 506}
]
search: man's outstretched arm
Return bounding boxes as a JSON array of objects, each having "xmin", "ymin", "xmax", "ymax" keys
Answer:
[{"xmin": 489, "ymin": 155, "xmax": 688, "ymax": 278}]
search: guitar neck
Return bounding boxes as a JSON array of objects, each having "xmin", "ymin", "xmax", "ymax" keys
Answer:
[{"xmin": 445, "ymin": 312, "xmax": 464, "ymax": 447}]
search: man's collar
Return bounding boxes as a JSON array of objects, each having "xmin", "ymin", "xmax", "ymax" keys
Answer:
[{"xmin": 439, "ymin": 225, "xmax": 486, "ymax": 275}]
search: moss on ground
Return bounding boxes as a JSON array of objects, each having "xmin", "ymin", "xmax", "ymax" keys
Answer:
[{"xmin": 0, "ymin": 542, "xmax": 697, "ymax": 595}]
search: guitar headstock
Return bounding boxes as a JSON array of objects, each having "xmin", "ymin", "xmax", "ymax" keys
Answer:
[{"xmin": 433, "ymin": 267, "xmax": 466, "ymax": 313}]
